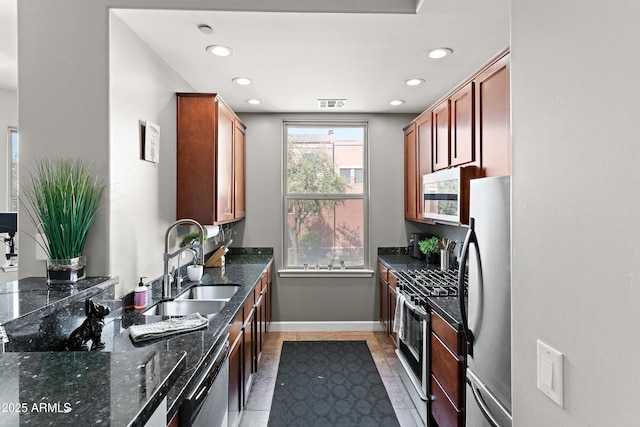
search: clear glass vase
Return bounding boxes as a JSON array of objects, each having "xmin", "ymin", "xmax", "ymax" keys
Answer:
[{"xmin": 47, "ymin": 256, "xmax": 87, "ymax": 284}]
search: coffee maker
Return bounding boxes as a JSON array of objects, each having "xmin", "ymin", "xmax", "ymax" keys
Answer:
[{"xmin": 408, "ymin": 233, "xmax": 433, "ymax": 259}]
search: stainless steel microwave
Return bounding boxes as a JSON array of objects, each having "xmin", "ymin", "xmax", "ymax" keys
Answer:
[{"xmin": 422, "ymin": 166, "xmax": 478, "ymax": 224}]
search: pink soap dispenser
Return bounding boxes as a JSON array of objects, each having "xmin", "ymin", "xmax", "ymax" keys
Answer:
[{"xmin": 134, "ymin": 277, "xmax": 148, "ymax": 309}]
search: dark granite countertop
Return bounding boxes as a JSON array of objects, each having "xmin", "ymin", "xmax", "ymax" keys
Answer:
[
  {"xmin": 0, "ymin": 350, "xmax": 185, "ymax": 427},
  {"xmin": 112, "ymin": 248, "xmax": 274, "ymax": 420},
  {"xmin": 0, "ymin": 276, "xmax": 119, "ymax": 327},
  {"xmin": 378, "ymin": 249, "xmax": 465, "ymax": 329},
  {"xmin": 0, "ymin": 248, "xmax": 273, "ymax": 426}
]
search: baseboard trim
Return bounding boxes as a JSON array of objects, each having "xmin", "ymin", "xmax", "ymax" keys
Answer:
[{"xmin": 269, "ymin": 321, "xmax": 385, "ymax": 333}]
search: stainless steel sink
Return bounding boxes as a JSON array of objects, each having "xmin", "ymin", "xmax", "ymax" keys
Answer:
[
  {"xmin": 143, "ymin": 300, "xmax": 227, "ymax": 317},
  {"xmin": 174, "ymin": 284, "xmax": 240, "ymax": 301}
]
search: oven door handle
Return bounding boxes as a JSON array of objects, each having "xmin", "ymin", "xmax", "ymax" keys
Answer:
[
  {"xmin": 458, "ymin": 217, "xmax": 481, "ymax": 357},
  {"xmin": 402, "ymin": 296, "xmax": 428, "ymax": 319}
]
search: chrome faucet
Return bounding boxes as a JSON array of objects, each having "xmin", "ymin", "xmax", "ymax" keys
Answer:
[{"xmin": 163, "ymin": 219, "xmax": 205, "ymax": 299}]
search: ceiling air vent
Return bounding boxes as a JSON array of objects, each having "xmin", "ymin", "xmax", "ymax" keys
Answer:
[{"xmin": 318, "ymin": 99, "xmax": 347, "ymax": 109}]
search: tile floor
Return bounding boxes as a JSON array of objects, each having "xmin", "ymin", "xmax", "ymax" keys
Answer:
[{"xmin": 238, "ymin": 331, "xmax": 424, "ymax": 427}]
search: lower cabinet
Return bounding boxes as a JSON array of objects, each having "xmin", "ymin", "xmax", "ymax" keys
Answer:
[
  {"xmin": 228, "ymin": 330, "xmax": 243, "ymax": 427},
  {"xmin": 430, "ymin": 311, "xmax": 466, "ymax": 427},
  {"xmin": 242, "ymin": 291, "xmax": 256, "ymax": 406},
  {"xmin": 378, "ymin": 261, "xmax": 398, "ymax": 345},
  {"xmin": 227, "ymin": 263, "xmax": 273, "ymax": 427}
]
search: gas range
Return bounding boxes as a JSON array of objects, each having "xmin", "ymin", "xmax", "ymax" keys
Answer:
[{"xmin": 395, "ymin": 268, "xmax": 468, "ymax": 310}]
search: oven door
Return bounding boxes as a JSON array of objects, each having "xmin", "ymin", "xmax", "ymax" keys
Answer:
[{"xmin": 397, "ymin": 297, "xmax": 429, "ymax": 397}]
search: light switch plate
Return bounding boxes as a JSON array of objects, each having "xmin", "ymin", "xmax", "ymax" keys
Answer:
[{"xmin": 537, "ymin": 339, "xmax": 564, "ymax": 408}]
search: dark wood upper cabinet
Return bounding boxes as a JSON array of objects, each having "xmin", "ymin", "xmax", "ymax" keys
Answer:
[
  {"xmin": 432, "ymin": 100, "xmax": 451, "ymax": 171},
  {"xmin": 404, "ymin": 123, "xmax": 419, "ymax": 221},
  {"xmin": 403, "ymin": 50, "xmax": 511, "ymax": 223},
  {"xmin": 474, "ymin": 53, "xmax": 511, "ymax": 177},
  {"xmin": 416, "ymin": 113, "xmax": 433, "ymax": 220},
  {"xmin": 234, "ymin": 122, "xmax": 246, "ymax": 220},
  {"xmin": 450, "ymin": 82, "xmax": 475, "ymax": 167},
  {"xmin": 176, "ymin": 93, "xmax": 246, "ymax": 225}
]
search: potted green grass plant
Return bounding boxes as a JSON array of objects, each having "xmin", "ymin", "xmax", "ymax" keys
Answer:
[
  {"xmin": 22, "ymin": 158, "xmax": 105, "ymax": 283},
  {"xmin": 418, "ymin": 236, "xmax": 440, "ymax": 264}
]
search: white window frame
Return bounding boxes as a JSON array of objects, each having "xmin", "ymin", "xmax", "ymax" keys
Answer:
[
  {"xmin": 8, "ymin": 128, "xmax": 18, "ymax": 212},
  {"xmin": 281, "ymin": 121, "xmax": 371, "ymax": 277}
]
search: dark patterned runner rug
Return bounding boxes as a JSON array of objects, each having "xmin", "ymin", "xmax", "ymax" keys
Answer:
[{"xmin": 267, "ymin": 340, "xmax": 401, "ymax": 427}]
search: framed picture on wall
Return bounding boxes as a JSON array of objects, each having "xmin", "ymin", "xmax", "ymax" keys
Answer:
[{"xmin": 143, "ymin": 121, "xmax": 160, "ymax": 163}]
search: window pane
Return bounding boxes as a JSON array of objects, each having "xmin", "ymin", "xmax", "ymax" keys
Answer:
[
  {"xmin": 286, "ymin": 127, "xmax": 364, "ymax": 195},
  {"xmin": 286, "ymin": 198, "xmax": 364, "ymax": 268}
]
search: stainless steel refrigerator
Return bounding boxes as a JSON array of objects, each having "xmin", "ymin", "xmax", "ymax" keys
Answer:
[{"xmin": 458, "ymin": 175, "xmax": 512, "ymax": 427}]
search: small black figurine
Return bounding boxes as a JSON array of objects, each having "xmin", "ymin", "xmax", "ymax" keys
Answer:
[{"xmin": 67, "ymin": 299, "xmax": 110, "ymax": 351}]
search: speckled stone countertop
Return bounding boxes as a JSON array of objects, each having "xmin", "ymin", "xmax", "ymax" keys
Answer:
[
  {"xmin": 0, "ymin": 248, "xmax": 273, "ymax": 426},
  {"xmin": 0, "ymin": 350, "xmax": 185, "ymax": 427},
  {"xmin": 377, "ymin": 248, "xmax": 465, "ymax": 329},
  {"xmin": 112, "ymin": 248, "xmax": 274, "ymax": 421},
  {"xmin": 0, "ymin": 276, "xmax": 118, "ymax": 327}
]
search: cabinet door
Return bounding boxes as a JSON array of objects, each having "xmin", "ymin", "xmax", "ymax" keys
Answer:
[
  {"xmin": 432, "ymin": 100, "xmax": 451, "ymax": 171},
  {"xmin": 176, "ymin": 94, "xmax": 216, "ymax": 224},
  {"xmin": 243, "ymin": 300, "xmax": 255, "ymax": 404},
  {"xmin": 474, "ymin": 54, "xmax": 511, "ymax": 177},
  {"xmin": 450, "ymin": 82, "xmax": 475, "ymax": 167},
  {"xmin": 216, "ymin": 101, "xmax": 235, "ymax": 222},
  {"xmin": 234, "ymin": 121, "xmax": 246, "ymax": 220},
  {"xmin": 404, "ymin": 124, "xmax": 419, "ymax": 221},
  {"xmin": 228, "ymin": 332, "xmax": 243, "ymax": 427},
  {"xmin": 417, "ymin": 113, "xmax": 433, "ymax": 219},
  {"xmin": 379, "ymin": 276, "xmax": 388, "ymax": 328},
  {"xmin": 255, "ymin": 292, "xmax": 265, "ymax": 367},
  {"xmin": 389, "ymin": 286, "xmax": 397, "ymax": 343}
]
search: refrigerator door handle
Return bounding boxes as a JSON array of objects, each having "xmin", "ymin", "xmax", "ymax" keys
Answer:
[
  {"xmin": 458, "ymin": 217, "xmax": 482, "ymax": 357},
  {"xmin": 467, "ymin": 370, "xmax": 512, "ymax": 427}
]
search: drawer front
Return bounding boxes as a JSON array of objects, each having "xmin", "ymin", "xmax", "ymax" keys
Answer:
[
  {"xmin": 432, "ymin": 310, "xmax": 464, "ymax": 355},
  {"xmin": 430, "ymin": 375, "xmax": 464, "ymax": 427},
  {"xmin": 431, "ymin": 332, "xmax": 465, "ymax": 407},
  {"xmin": 229, "ymin": 309, "xmax": 243, "ymax": 345}
]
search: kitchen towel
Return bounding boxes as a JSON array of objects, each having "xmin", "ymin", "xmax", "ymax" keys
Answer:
[
  {"xmin": 129, "ymin": 312, "xmax": 208, "ymax": 343},
  {"xmin": 393, "ymin": 293, "xmax": 406, "ymax": 341}
]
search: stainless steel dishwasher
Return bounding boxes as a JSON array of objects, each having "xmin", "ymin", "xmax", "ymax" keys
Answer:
[{"xmin": 179, "ymin": 333, "xmax": 230, "ymax": 427}]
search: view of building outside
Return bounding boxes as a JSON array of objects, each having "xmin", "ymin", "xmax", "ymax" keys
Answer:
[{"xmin": 285, "ymin": 124, "xmax": 366, "ymax": 268}]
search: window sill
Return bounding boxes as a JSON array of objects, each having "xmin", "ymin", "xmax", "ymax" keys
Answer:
[{"xmin": 278, "ymin": 269, "xmax": 375, "ymax": 278}]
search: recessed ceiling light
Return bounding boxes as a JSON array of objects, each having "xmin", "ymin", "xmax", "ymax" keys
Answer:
[
  {"xmin": 206, "ymin": 45, "xmax": 233, "ymax": 57},
  {"xmin": 390, "ymin": 100, "xmax": 405, "ymax": 106},
  {"xmin": 246, "ymin": 99, "xmax": 261, "ymax": 105},
  {"xmin": 404, "ymin": 78, "xmax": 425, "ymax": 86},
  {"xmin": 232, "ymin": 77, "xmax": 253, "ymax": 86},
  {"xmin": 198, "ymin": 24, "xmax": 213, "ymax": 35},
  {"xmin": 425, "ymin": 48, "xmax": 453, "ymax": 59}
]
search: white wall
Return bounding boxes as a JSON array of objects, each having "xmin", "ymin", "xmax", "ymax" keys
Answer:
[
  {"xmin": 17, "ymin": 1, "xmax": 111, "ymax": 279},
  {"xmin": 511, "ymin": 2, "xmax": 640, "ymax": 426},
  {"xmin": 109, "ymin": 13, "xmax": 196, "ymax": 295},
  {"xmin": 236, "ymin": 113, "xmax": 414, "ymax": 322}
]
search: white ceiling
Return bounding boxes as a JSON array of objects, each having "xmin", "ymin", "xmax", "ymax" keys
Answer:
[{"xmin": 0, "ymin": 0, "xmax": 510, "ymax": 114}]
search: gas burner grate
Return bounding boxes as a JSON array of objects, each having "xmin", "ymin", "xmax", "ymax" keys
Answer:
[{"xmin": 395, "ymin": 268, "xmax": 468, "ymax": 308}]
